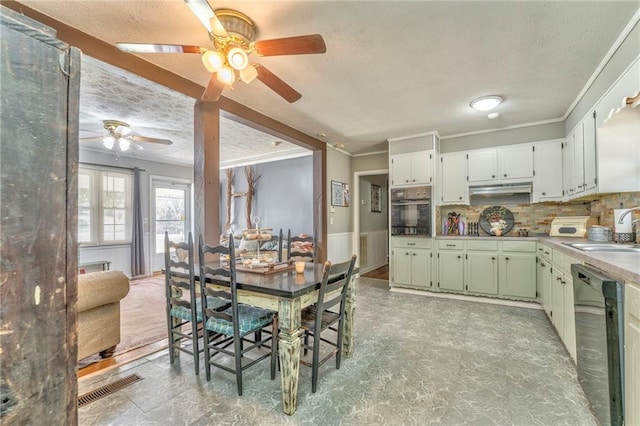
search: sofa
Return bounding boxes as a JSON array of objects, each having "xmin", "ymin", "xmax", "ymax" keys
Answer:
[{"xmin": 77, "ymin": 270, "xmax": 130, "ymax": 360}]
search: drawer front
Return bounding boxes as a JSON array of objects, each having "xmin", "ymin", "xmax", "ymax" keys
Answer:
[
  {"xmin": 628, "ymin": 282, "xmax": 640, "ymax": 321},
  {"xmin": 466, "ymin": 240, "xmax": 498, "ymax": 251},
  {"xmin": 393, "ymin": 237, "xmax": 432, "ymax": 249},
  {"xmin": 501, "ymin": 240, "xmax": 536, "ymax": 253},
  {"xmin": 537, "ymin": 243, "xmax": 553, "ymax": 262},
  {"xmin": 438, "ymin": 240, "xmax": 464, "ymax": 250}
]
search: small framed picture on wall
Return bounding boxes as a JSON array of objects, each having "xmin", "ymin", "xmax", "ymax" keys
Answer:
[
  {"xmin": 331, "ymin": 180, "xmax": 349, "ymax": 207},
  {"xmin": 370, "ymin": 184, "xmax": 382, "ymax": 212}
]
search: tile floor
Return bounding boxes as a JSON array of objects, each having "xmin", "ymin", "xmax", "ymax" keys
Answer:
[{"xmin": 78, "ymin": 277, "xmax": 596, "ymax": 425}]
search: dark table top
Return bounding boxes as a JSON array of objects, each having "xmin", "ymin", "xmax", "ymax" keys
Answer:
[{"xmin": 172, "ymin": 263, "xmax": 344, "ymax": 299}]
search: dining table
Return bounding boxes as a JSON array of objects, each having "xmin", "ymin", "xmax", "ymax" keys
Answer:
[{"xmin": 178, "ymin": 261, "xmax": 357, "ymax": 415}]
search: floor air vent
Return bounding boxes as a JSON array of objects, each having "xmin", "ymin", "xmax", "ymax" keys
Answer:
[{"xmin": 78, "ymin": 374, "xmax": 143, "ymax": 407}]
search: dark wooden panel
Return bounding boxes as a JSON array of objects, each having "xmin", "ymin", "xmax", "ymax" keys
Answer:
[{"xmin": 0, "ymin": 6, "xmax": 78, "ymax": 424}]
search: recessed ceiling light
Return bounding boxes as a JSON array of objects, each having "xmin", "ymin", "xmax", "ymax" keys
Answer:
[
  {"xmin": 470, "ymin": 95, "xmax": 503, "ymax": 111},
  {"xmin": 488, "ymin": 112, "xmax": 500, "ymax": 119}
]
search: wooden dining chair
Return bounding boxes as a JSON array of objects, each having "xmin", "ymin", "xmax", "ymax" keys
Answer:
[
  {"xmin": 164, "ymin": 232, "xmax": 229, "ymax": 375},
  {"xmin": 287, "ymin": 229, "xmax": 316, "ymax": 262},
  {"xmin": 299, "ymin": 254, "xmax": 357, "ymax": 393},
  {"xmin": 198, "ymin": 235, "xmax": 278, "ymax": 395}
]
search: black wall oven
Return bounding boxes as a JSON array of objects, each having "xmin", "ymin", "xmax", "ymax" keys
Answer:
[{"xmin": 390, "ymin": 186, "xmax": 431, "ymax": 236}]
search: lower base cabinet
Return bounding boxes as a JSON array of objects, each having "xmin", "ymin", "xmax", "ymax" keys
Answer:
[
  {"xmin": 391, "ymin": 237, "xmax": 432, "ymax": 289},
  {"xmin": 437, "ymin": 250, "xmax": 464, "ymax": 291},
  {"xmin": 499, "ymin": 253, "xmax": 536, "ymax": 299},
  {"xmin": 625, "ymin": 281, "xmax": 640, "ymax": 426},
  {"xmin": 466, "ymin": 252, "xmax": 498, "ymax": 295},
  {"xmin": 549, "ymin": 250, "xmax": 577, "ymax": 361}
]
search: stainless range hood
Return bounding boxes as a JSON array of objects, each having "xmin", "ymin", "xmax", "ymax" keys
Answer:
[{"xmin": 469, "ymin": 183, "xmax": 532, "ymax": 196}]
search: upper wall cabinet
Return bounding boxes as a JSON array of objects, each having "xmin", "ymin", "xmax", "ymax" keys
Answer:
[
  {"xmin": 390, "ymin": 151, "xmax": 433, "ymax": 187},
  {"xmin": 532, "ymin": 139, "xmax": 563, "ymax": 202},
  {"xmin": 467, "ymin": 145, "xmax": 534, "ymax": 184},
  {"xmin": 440, "ymin": 152, "xmax": 468, "ymax": 205}
]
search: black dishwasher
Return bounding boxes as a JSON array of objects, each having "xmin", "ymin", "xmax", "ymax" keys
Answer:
[{"xmin": 572, "ymin": 263, "xmax": 624, "ymax": 426}]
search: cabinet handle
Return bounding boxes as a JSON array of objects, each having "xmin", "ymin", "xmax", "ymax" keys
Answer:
[
  {"xmin": 542, "ymin": 192, "xmax": 546, "ymax": 196},
  {"xmin": 446, "ymin": 244, "xmax": 456, "ymax": 247},
  {"xmin": 561, "ymin": 280, "xmax": 566, "ymax": 285},
  {"xmin": 544, "ymin": 251, "xmax": 550, "ymax": 255},
  {"xmin": 541, "ymin": 263, "xmax": 545, "ymax": 268},
  {"xmin": 492, "ymin": 175, "xmax": 495, "ymax": 178},
  {"xmin": 538, "ymin": 248, "xmax": 543, "ymax": 251},
  {"xmin": 413, "ymin": 253, "xmax": 416, "ymax": 256},
  {"xmin": 556, "ymin": 276, "xmax": 562, "ymax": 281},
  {"xmin": 505, "ymin": 257, "xmax": 509, "ymax": 261},
  {"xmin": 459, "ymin": 196, "xmax": 462, "ymax": 200},
  {"xmin": 491, "ymin": 257, "xmax": 496, "ymax": 260},
  {"xmin": 503, "ymin": 174, "xmax": 507, "ymax": 177},
  {"xmin": 407, "ymin": 243, "xmax": 416, "ymax": 246},
  {"xmin": 405, "ymin": 252, "xmax": 410, "ymax": 255},
  {"xmin": 457, "ymin": 255, "xmax": 462, "ymax": 259},
  {"xmin": 412, "ymin": 179, "xmax": 415, "ymax": 182}
]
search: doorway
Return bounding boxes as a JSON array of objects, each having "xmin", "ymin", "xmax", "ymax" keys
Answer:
[{"xmin": 150, "ymin": 177, "xmax": 192, "ymax": 272}]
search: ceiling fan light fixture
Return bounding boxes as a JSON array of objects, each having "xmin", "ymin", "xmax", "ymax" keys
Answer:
[
  {"xmin": 239, "ymin": 64, "xmax": 258, "ymax": 84},
  {"xmin": 102, "ymin": 135, "xmax": 116, "ymax": 149},
  {"xmin": 118, "ymin": 138, "xmax": 131, "ymax": 152},
  {"xmin": 227, "ymin": 47, "xmax": 248, "ymax": 70},
  {"xmin": 470, "ymin": 95, "xmax": 503, "ymax": 111},
  {"xmin": 202, "ymin": 50, "xmax": 225, "ymax": 73},
  {"xmin": 217, "ymin": 66, "xmax": 236, "ymax": 86}
]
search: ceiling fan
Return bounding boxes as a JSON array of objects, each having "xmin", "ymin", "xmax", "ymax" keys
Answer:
[
  {"xmin": 115, "ymin": 0, "xmax": 326, "ymax": 103},
  {"xmin": 80, "ymin": 120, "xmax": 173, "ymax": 152}
]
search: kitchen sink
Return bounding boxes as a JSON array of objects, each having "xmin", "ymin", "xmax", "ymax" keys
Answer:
[{"xmin": 563, "ymin": 242, "xmax": 640, "ymax": 253}]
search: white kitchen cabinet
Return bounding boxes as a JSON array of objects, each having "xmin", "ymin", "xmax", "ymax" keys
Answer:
[
  {"xmin": 436, "ymin": 240, "xmax": 464, "ymax": 292},
  {"xmin": 537, "ymin": 257, "xmax": 553, "ymax": 316},
  {"xmin": 572, "ymin": 123, "xmax": 585, "ymax": 195},
  {"xmin": 625, "ymin": 281, "xmax": 640, "ymax": 426},
  {"xmin": 499, "ymin": 241, "xmax": 537, "ymax": 300},
  {"xmin": 562, "ymin": 137, "xmax": 575, "ymax": 198},
  {"xmin": 390, "ymin": 151, "xmax": 433, "ymax": 187},
  {"xmin": 439, "ymin": 152, "xmax": 468, "ymax": 205},
  {"xmin": 466, "ymin": 251, "xmax": 498, "ymax": 295},
  {"xmin": 549, "ymin": 250, "xmax": 578, "ymax": 361},
  {"xmin": 498, "ymin": 144, "xmax": 534, "ymax": 181},
  {"xmin": 582, "ymin": 111, "xmax": 597, "ymax": 193},
  {"xmin": 532, "ymin": 140, "xmax": 563, "ymax": 202},
  {"xmin": 390, "ymin": 237, "xmax": 432, "ymax": 288},
  {"xmin": 467, "ymin": 149, "xmax": 498, "ymax": 182}
]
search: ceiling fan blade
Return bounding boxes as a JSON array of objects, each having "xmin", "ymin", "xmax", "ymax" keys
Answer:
[
  {"xmin": 201, "ymin": 74, "xmax": 225, "ymax": 102},
  {"xmin": 79, "ymin": 136, "xmax": 104, "ymax": 143},
  {"xmin": 184, "ymin": 0, "xmax": 229, "ymax": 37},
  {"xmin": 116, "ymin": 43, "xmax": 202, "ymax": 54},
  {"xmin": 256, "ymin": 65, "xmax": 302, "ymax": 103},
  {"xmin": 254, "ymin": 34, "xmax": 326, "ymax": 56},
  {"xmin": 131, "ymin": 136, "xmax": 173, "ymax": 146},
  {"xmin": 131, "ymin": 142, "xmax": 145, "ymax": 151}
]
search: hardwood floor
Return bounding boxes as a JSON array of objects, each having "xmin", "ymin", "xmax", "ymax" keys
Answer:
[
  {"xmin": 78, "ymin": 339, "xmax": 168, "ymax": 379},
  {"xmin": 361, "ymin": 264, "xmax": 389, "ymax": 280}
]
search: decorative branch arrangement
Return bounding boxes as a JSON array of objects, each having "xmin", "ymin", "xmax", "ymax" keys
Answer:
[{"xmin": 244, "ymin": 166, "xmax": 261, "ymax": 229}]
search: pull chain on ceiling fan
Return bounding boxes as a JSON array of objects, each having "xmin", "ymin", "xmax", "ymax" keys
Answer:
[{"xmin": 116, "ymin": 0, "xmax": 326, "ymax": 103}]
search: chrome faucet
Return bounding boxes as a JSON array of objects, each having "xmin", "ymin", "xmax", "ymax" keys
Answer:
[{"xmin": 618, "ymin": 206, "xmax": 640, "ymax": 224}]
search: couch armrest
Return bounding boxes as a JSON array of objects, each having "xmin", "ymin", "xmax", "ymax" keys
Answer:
[{"xmin": 78, "ymin": 270, "xmax": 130, "ymax": 312}]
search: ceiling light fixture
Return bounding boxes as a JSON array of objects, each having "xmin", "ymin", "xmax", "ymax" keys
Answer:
[
  {"xmin": 102, "ymin": 135, "xmax": 131, "ymax": 152},
  {"xmin": 227, "ymin": 47, "xmax": 249, "ymax": 70},
  {"xmin": 488, "ymin": 112, "xmax": 500, "ymax": 119},
  {"xmin": 470, "ymin": 95, "xmax": 503, "ymax": 111},
  {"xmin": 217, "ymin": 66, "xmax": 236, "ymax": 85}
]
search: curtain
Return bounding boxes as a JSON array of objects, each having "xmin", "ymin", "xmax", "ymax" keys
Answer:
[{"xmin": 130, "ymin": 167, "xmax": 146, "ymax": 277}]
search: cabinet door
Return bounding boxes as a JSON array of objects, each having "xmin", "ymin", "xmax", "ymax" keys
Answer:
[
  {"xmin": 532, "ymin": 141, "xmax": 563, "ymax": 201},
  {"xmin": 582, "ymin": 111, "xmax": 597, "ymax": 192},
  {"xmin": 573, "ymin": 124, "xmax": 585, "ymax": 194},
  {"xmin": 551, "ymin": 269, "xmax": 565, "ymax": 336},
  {"xmin": 437, "ymin": 251, "xmax": 464, "ymax": 291},
  {"xmin": 537, "ymin": 259, "xmax": 553, "ymax": 317},
  {"xmin": 440, "ymin": 153, "xmax": 468, "ymax": 205},
  {"xmin": 499, "ymin": 145, "xmax": 534, "ymax": 180},
  {"xmin": 392, "ymin": 249, "xmax": 412, "ymax": 285},
  {"xmin": 411, "ymin": 249, "xmax": 431, "ymax": 287},
  {"xmin": 562, "ymin": 274, "xmax": 577, "ymax": 362},
  {"xmin": 499, "ymin": 253, "xmax": 536, "ymax": 299},
  {"xmin": 562, "ymin": 138, "xmax": 574, "ymax": 198},
  {"xmin": 467, "ymin": 149, "xmax": 498, "ymax": 182},
  {"xmin": 625, "ymin": 283, "xmax": 640, "ymax": 426},
  {"xmin": 411, "ymin": 151, "xmax": 432, "ymax": 185},
  {"xmin": 466, "ymin": 252, "xmax": 498, "ymax": 295},
  {"xmin": 390, "ymin": 154, "xmax": 412, "ymax": 186}
]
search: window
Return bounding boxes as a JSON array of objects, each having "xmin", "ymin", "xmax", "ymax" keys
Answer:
[{"xmin": 78, "ymin": 165, "xmax": 132, "ymax": 246}]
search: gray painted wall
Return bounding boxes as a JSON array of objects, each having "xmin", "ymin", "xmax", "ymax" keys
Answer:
[
  {"xmin": 352, "ymin": 152, "xmax": 388, "ymax": 172},
  {"xmin": 327, "ymin": 147, "xmax": 353, "ymax": 233},
  {"xmin": 219, "ymin": 155, "xmax": 314, "ymax": 236},
  {"xmin": 440, "ymin": 121, "xmax": 565, "ymax": 153},
  {"xmin": 566, "ymin": 20, "xmax": 640, "ymax": 131},
  {"xmin": 359, "ymin": 175, "xmax": 389, "ymax": 232}
]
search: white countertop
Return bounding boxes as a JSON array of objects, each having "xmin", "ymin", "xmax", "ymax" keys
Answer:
[{"xmin": 434, "ymin": 234, "xmax": 640, "ymax": 283}]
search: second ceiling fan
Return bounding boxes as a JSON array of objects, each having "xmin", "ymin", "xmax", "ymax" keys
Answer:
[{"xmin": 116, "ymin": 0, "xmax": 326, "ymax": 103}]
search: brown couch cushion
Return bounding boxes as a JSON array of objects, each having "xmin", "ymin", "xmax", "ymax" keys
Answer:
[{"xmin": 78, "ymin": 270, "xmax": 130, "ymax": 312}]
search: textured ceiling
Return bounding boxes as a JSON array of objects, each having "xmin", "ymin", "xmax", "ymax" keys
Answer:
[{"xmin": 18, "ymin": 0, "xmax": 640, "ymax": 160}]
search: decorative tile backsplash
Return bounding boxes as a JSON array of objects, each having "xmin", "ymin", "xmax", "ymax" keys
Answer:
[{"xmin": 436, "ymin": 192, "xmax": 640, "ymax": 235}]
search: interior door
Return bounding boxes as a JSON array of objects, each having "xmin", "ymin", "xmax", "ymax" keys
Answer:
[{"xmin": 151, "ymin": 181, "xmax": 191, "ymax": 272}]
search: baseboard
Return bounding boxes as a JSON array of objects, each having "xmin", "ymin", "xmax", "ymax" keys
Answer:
[
  {"xmin": 389, "ymin": 287, "xmax": 542, "ymax": 310},
  {"xmin": 358, "ymin": 262, "xmax": 387, "ymax": 275}
]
